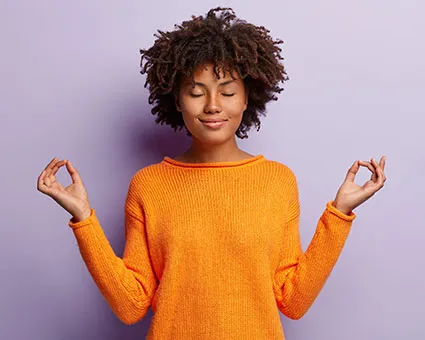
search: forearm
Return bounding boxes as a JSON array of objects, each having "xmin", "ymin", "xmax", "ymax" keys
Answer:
[
  {"xmin": 273, "ymin": 201, "xmax": 355, "ymax": 319},
  {"xmin": 69, "ymin": 209, "xmax": 156, "ymax": 324}
]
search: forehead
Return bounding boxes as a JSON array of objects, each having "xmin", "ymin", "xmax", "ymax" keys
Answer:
[{"xmin": 183, "ymin": 63, "xmax": 241, "ymax": 85}]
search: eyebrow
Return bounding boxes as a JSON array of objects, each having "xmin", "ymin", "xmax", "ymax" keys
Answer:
[{"xmin": 184, "ymin": 79, "xmax": 236, "ymax": 87}]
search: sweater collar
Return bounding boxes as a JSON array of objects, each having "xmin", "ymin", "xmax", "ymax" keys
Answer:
[{"xmin": 162, "ymin": 154, "xmax": 265, "ymax": 168}]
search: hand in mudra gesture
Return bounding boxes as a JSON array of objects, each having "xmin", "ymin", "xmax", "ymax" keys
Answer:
[
  {"xmin": 37, "ymin": 157, "xmax": 92, "ymax": 222},
  {"xmin": 333, "ymin": 156, "xmax": 387, "ymax": 215}
]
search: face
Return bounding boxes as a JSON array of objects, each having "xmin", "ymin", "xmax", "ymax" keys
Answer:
[{"xmin": 175, "ymin": 62, "xmax": 248, "ymax": 145}]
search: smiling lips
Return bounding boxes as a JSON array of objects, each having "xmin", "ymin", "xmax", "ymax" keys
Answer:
[
  {"xmin": 199, "ymin": 118, "xmax": 228, "ymax": 122},
  {"xmin": 199, "ymin": 119, "xmax": 228, "ymax": 128}
]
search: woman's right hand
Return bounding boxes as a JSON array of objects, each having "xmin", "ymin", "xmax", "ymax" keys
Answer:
[{"xmin": 37, "ymin": 157, "xmax": 92, "ymax": 223}]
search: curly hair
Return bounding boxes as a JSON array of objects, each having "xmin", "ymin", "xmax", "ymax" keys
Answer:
[{"xmin": 139, "ymin": 6, "xmax": 289, "ymax": 139}]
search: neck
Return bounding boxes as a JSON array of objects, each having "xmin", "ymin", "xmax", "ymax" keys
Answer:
[{"xmin": 182, "ymin": 137, "xmax": 247, "ymax": 163}]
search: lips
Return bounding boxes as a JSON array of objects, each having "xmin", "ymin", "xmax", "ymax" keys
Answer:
[
  {"xmin": 200, "ymin": 119, "xmax": 228, "ymax": 129},
  {"xmin": 199, "ymin": 119, "xmax": 228, "ymax": 123}
]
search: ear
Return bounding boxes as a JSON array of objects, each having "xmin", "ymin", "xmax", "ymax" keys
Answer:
[
  {"xmin": 174, "ymin": 94, "xmax": 182, "ymax": 112},
  {"xmin": 243, "ymin": 88, "xmax": 249, "ymax": 111}
]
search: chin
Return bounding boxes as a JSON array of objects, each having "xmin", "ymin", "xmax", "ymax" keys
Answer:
[
  {"xmin": 191, "ymin": 130, "xmax": 235, "ymax": 145},
  {"xmin": 198, "ymin": 135, "xmax": 232, "ymax": 145}
]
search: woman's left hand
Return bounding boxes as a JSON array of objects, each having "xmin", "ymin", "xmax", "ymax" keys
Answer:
[{"xmin": 332, "ymin": 156, "xmax": 387, "ymax": 215}]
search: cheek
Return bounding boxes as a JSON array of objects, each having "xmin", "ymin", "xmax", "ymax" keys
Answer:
[
  {"xmin": 180, "ymin": 110, "xmax": 201, "ymax": 131},
  {"xmin": 180, "ymin": 100, "xmax": 201, "ymax": 117},
  {"xmin": 226, "ymin": 102, "xmax": 245, "ymax": 121}
]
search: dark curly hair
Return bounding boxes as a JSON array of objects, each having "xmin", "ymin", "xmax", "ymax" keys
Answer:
[{"xmin": 139, "ymin": 6, "xmax": 289, "ymax": 139}]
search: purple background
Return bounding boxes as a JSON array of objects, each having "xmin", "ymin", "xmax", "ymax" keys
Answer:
[{"xmin": 1, "ymin": 1, "xmax": 424, "ymax": 339}]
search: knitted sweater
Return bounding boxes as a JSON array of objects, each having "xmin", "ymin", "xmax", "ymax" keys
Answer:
[{"xmin": 68, "ymin": 154, "xmax": 356, "ymax": 339}]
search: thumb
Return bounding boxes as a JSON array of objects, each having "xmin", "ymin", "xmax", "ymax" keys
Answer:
[
  {"xmin": 344, "ymin": 160, "xmax": 360, "ymax": 183},
  {"xmin": 66, "ymin": 160, "xmax": 83, "ymax": 184}
]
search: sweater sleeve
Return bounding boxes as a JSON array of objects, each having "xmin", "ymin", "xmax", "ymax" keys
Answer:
[
  {"xmin": 272, "ymin": 172, "xmax": 356, "ymax": 320},
  {"xmin": 68, "ymin": 174, "xmax": 158, "ymax": 325}
]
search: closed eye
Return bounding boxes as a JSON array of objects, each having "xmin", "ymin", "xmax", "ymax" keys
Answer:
[{"xmin": 189, "ymin": 93, "xmax": 235, "ymax": 98}]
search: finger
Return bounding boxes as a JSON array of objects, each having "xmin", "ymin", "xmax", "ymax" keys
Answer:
[
  {"xmin": 44, "ymin": 174, "xmax": 52, "ymax": 187},
  {"xmin": 38, "ymin": 170, "xmax": 53, "ymax": 191},
  {"xmin": 44, "ymin": 157, "xmax": 58, "ymax": 171},
  {"xmin": 51, "ymin": 159, "xmax": 67, "ymax": 176},
  {"xmin": 345, "ymin": 160, "xmax": 361, "ymax": 182},
  {"xmin": 38, "ymin": 170, "xmax": 46, "ymax": 186},
  {"xmin": 38, "ymin": 176, "xmax": 49, "ymax": 193},
  {"xmin": 65, "ymin": 160, "xmax": 83, "ymax": 184},
  {"xmin": 379, "ymin": 155, "xmax": 386, "ymax": 171},
  {"xmin": 38, "ymin": 170, "xmax": 48, "ymax": 192},
  {"xmin": 38, "ymin": 173, "xmax": 65, "ymax": 196},
  {"xmin": 46, "ymin": 160, "xmax": 67, "ymax": 185},
  {"xmin": 45, "ymin": 170, "xmax": 57, "ymax": 185},
  {"xmin": 358, "ymin": 160, "xmax": 378, "ymax": 182},
  {"xmin": 44, "ymin": 157, "xmax": 60, "ymax": 177},
  {"xmin": 358, "ymin": 160, "xmax": 375, "ymax": 174},
  {"xmin": 371, "ymin": 158, "xmax": 384, "ymax": 185},
  {"xmin": 369, "ymin": 159, "xmax": 378, "ymax": 181},
  {"xmin": 39, "ymin": 169, "xmax": 46, "ymax": 181},
  {"xmin": 375, "ymin": 158, "xmax": 386, "ymax": 183}
]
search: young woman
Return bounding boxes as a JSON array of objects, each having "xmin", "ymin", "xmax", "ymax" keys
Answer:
[{"xmin": 37, "ymin": 7, "xmax": 387, "ymax": 340}]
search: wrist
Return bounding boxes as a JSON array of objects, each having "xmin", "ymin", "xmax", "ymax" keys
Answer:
[
  {"xmin": 331, "ymin": 201, "xmax": 352, "ymax": 215},
  {"xmin": 72, "ymin": 207, "xmax": 92, "ymax": 223}
]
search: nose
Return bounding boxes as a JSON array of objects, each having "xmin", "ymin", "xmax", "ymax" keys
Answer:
[{"xmin": 204, "ymin": 94, "xmax": 222, "ymax": 114}]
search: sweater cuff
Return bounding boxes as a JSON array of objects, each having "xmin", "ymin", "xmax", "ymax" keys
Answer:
[
  {"xmin": 68, "ymin": 208, "xmax": 97, "ymax": 229},
  {"xmin": 326, "ymin": 200, "xmax": 356, "ymax": 221}
]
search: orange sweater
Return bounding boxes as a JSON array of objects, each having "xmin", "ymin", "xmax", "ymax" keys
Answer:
[{"xmin": 68, "ymin": 154, "xmax": 356, "ymax": 339}]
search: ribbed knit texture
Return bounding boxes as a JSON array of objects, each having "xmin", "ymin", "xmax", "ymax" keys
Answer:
[{"xmin": 68, "ymin": 154, "xmax": 356, "ymax": 339}]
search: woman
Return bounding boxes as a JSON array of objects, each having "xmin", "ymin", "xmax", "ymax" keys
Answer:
[{"xmin": 37, "ymin": 7, "xmax": 387, "ymax": 339}]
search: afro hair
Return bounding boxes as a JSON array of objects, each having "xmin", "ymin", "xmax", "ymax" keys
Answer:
[{"xmin": 139, "ymin": 6, "xmax": 289, "ymax": 139}]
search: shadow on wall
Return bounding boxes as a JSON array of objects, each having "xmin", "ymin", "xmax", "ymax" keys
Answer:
[
  {"xmin": 71, "ymin": 105, "xmax": 189, "ymax": 339},
  {"xmin": 57, "ymin": 295, "xmax": 155, "ymax": 339},
  {"xmin": 126, "ymin": 104, "xmax": 192, "ymax": 163}
]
